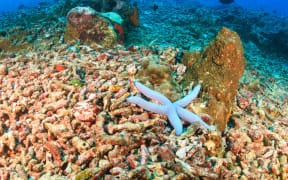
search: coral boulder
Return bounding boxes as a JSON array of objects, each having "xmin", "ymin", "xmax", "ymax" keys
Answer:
[
  {"xmin": 64, "ymin": 7, "xmax": 117, "ymax": 48},
  {"xmin": 184, "ymin": 27, "xmax": 246, "ymax": 132}
]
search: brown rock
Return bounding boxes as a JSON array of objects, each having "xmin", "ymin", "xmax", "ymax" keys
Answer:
[
  {"xmin": 183, "ymin": 27, "xmax": 246, "ymax": 132},
  {"xmin": 182, "ymin": 51, "xmax": 200, "ymax": 69},
  {"xmin": 64, "ymin": 7, "xmax": 117, "ymax": 49}
]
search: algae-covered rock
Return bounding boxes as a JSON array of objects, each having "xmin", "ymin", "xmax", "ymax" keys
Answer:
[
  {"xmin": 184, "ymin": 27, "xmax": 246, "ymax": 132},
  {"xmin": 182, "ymin": 50, "xmax": 200, "ymax": 68},
  {"xmin": 73, "ymin": 167, "xmax": 103, "ymax": 180},
  {"xmin": 135, "ymin": 57, "xmax": 182, "ymax": 102},
  {"xmin": 64, "ymin": 7, "xmax": 117, "ymax": 49}
]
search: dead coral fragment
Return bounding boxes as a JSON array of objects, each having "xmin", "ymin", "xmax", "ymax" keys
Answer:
[
  {"xmin": 175, "ymin": 158, "xmax": 218, "ymax": 179},
  {"xmin": 73, "ymin": 101, "xmax": 101, "ymax": 122},
  {"xmin": 44, "ymin": 122, "xmax": 74, "ymax": 139},
  {"xmin": 107, "ymin": 118, "xmax": 166, "ymax": 134},
  {"xmin": 15, "ymin": 164, "xmax": 28, "ymax": 180},
  {"xmin": 43, "ymin": 141, "xmax": 62, "ymax": 161},
  {"xmin": 99, "ymin": 131, "xmax": 134, "ymax": 146},
  {"xmin": 71, "ymin": 136, "xmax": 90, "ymax": 153}
]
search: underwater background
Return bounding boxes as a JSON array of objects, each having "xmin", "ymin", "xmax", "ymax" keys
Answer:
[
  {"xmin": 0, "ymin": 0, "xmax": 287, "ymax": 16},
  {"xmin": 0, "ymin": 0, "xmax": 287, "ymax": 179}
]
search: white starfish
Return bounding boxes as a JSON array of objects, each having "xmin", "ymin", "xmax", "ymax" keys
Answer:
[{"xmin": 127, "ymin": 81, "xmax": 215, "ymax": 135}]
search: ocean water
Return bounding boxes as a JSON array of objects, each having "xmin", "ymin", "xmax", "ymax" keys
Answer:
[
  {"xmin": 0, "ymin": 0, "xmax": 287, "ymax": 179},
  {"xmin": 0, "ymin": 0, "xmax": 53, "ymax": 13},
  {"xmin": 185, "ymin": 0, "xmax": 288, "ymax": 16},
  {"xmin": 0, "ymin": 0, "xmax": 287, "ymax": 16}
]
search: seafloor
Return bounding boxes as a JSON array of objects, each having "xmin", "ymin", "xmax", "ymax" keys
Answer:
[{"xmin": 0, "ymin": 0, "xmax": 287, "ymax": 179}]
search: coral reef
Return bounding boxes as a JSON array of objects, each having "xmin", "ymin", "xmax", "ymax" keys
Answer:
[
  {"xmin": 183, "ymin": 27, "xmax": 246, "ymax": 132},
  {"xmin": 0, "ymin": 0, "xmax": 287, "ymax": 179},
  {"xmin": 64, "ymin": 7, "xmax": 118, "ymax": 49}
]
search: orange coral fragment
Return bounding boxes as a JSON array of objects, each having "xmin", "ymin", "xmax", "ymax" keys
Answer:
[
  {"xmin": 109, "ymin": 84, "xmax": 121, "ymax": 93},
  {"xmin": 55, "ymin": 64, "xmax": 66, "ymax": 72},
  {"xmin": 129, "ymin": 8, "xmax": 139, "ymax": 27}
]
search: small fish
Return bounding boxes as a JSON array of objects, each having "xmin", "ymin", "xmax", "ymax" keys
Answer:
[
  {"xmin": 17, "ymin": 4, "xmax": 25, "ymax": 10},
  {"xmin": 219, "ymin": 0, "xmax": 234, "ymax": 4},
  {"xmin": 153, "ymin": 4, "xmax": 158, "ymax": 11}
]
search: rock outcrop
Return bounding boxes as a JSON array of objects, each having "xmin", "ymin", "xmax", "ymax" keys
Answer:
[{"xmin": 184, "ymin": 27, "xmax": 246, "ymax": 132}]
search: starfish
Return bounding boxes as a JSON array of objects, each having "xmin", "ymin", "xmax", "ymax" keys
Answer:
[{"xmin": 127, "ymin": 81, "xmax": 215, "ymax": 136}]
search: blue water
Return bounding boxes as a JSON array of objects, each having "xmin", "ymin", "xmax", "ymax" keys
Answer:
[
  {"xmin": 192, "ymin": 0, "xmax": 288, "ymax": 16},
  {"xmin": 0, "ymin": 0, "xmax": 53, "ymax": 13},
  {"xmin": 1, "ymin": 0, "xmax": 287, "ymax": 16}
]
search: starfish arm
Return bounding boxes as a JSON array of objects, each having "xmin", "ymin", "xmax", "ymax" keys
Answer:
[
  {"xmin": 176, "ymin": 106, "xmax": 215, "ymax": 131},
  {"xmin": 167, "ymin": 104, "xmax": 183, "ymax": 136},
  {"xmin": 134, "ymin": 81, "xmax": 171, "ymax": 105},
  {"xmin": 175, "ymin": 84, "xmax": 201, "ymax": 107},
  {"xmin": 127, "ymin": 96, "xmax": 167, "ymax": 114}
]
